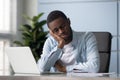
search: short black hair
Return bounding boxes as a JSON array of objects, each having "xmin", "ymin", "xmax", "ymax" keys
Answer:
[{"xmin": 47, "ymin": 10, "xmax": 67, "ymax": 26}]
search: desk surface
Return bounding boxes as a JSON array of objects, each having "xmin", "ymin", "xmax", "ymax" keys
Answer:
[
  {"xmin": 0, "ymin": 76, "xmax": 119, "ymax": 80},
  {"xmin": 0, "ymin": 73, "xmax": 120, "ymax": 80}
]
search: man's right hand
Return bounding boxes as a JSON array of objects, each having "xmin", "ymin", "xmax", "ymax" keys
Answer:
[
  {"xmin": 54, "ymin": 60, "xmax": 66, "ymax": 72},
  {"xmin": 50, "ymin": 30, "xmax": 65, "ymax": 49}
]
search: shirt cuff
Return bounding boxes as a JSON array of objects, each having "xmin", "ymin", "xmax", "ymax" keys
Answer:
[
  {"xmin": 66, "ymin": 65, "xmax": 74, "ymax": 72},
  {"xmin": 57, "ymin": 48, "xmax": 63, "ymax": 59}
]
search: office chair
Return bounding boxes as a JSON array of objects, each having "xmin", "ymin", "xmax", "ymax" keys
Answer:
[{"xmin": 93, "ymin": 32, "xmax": 112, "ymax": 73}]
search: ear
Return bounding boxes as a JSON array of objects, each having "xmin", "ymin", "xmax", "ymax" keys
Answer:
[{"xmin": 67, "ymin": 18, "xmax": 71, "ymax": 25}]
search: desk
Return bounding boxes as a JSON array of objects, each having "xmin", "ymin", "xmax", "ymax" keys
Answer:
[
  {"xmin": 0, "ymin": 73, "xmax": 119, "ymax": 80},
  {"xmin": 0, "ymin": 76, "xmax": 119, "ymax": 80}
]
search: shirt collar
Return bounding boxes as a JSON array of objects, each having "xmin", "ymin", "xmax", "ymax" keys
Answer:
[{"xmin": 71, "ymin": 30, "xmax": 77, "ymax": 49}]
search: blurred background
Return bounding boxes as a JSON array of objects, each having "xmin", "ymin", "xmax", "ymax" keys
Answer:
[{"xmin": 0, "ymin": 0, "xmax": 119, "ymax": 75}]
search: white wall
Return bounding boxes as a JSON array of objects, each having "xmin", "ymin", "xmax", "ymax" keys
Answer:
[
  {"xmin": 119, "ymin": 1, "xmax": 120, "ymax": 75},
  {"xmin": 17, "ymin": 0, "xmax": 38, "ymax": 24},
  {"xmin": 38, "ymin": 0, "xmax": 119, "ymax": 74},
  {"xmin": 22, "ymin": 0, "xmax": 38, "ymax": 23},
  {"xmin": 9, "ymin": 0, "xmax": 38, "ymax": 74},
  {"xmin": 13, "ymin": 0, "xmax": 38, "ymax": 41}
]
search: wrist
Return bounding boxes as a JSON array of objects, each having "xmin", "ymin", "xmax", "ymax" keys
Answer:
[
  {"xmin": 58, "ymin": 44, "xmax": 64, "ymax": 49},
  {"xmin": 58, "ymin": 41, "xmax": 65, "ymax": 49},
  {"xmin": 62, "ymin": 66, "xmax": 66, "ymax": 72}
]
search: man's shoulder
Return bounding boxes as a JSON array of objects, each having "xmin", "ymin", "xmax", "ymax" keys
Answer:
[
  {"xmin": 83, "ymin": 32, "xmax": 96, "ymax": 42},
  {"xmin": 73, "ymin": 31, "xmax": 95, "ymax": 40},
  {"xmin": 73, "ymin": 31, "xmax": 85, "ymax": 36},
  {"xmin": 73, "ymin": 31, "xmax": 93, "ymax": 37},
  {"xmin": 45, "ymin": 35, "xmax": 57, "ymax": 44},
  {"xmin": 84, "ymin": 32, "xmax": 95, "ymax": 37}
]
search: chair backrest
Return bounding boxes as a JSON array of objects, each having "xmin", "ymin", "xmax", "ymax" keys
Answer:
[{"xmin": 93, "ymin": 32, "xmax": 112, "ymax": 73}]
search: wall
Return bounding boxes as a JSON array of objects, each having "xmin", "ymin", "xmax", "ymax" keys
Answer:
[
  {"xmin": 118, "ymin": 1, "xmax": 120, "ymax": 75},
  {"xmin": 13, "ymin": 0, "xmax": 38, "ymax": 41},
  {"xmin": 38, "ymin": 0, "xmax": 120, "ymax": 74},
  {"xmin": 22, "ymin": 0, "xmax": 38, "ymax": 24},
  {"xmin": 9, "ymin": 0, "xmax": 38, "ymax": 74}
]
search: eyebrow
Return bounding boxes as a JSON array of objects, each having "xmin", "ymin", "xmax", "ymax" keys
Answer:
[{"xmin": 52, "ymin": 22, "xmax": 64, "ymax": 31}]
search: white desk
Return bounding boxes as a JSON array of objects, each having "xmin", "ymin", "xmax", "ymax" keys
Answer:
[
  {"xmin": 0, "ymin": 73, "xmax": 119, "ymax": 80},
  {"xmin": 0, "ymin": 76, "xmax": 119, "ymax": 80}
]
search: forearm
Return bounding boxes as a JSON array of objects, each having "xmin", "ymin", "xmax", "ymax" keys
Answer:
[
  {"xmin": 37, "ymin": 47, "xmax": 62, "ymax": 73},
  {"xmin": 66, "ymin": 57, "xmax": 100, "ymax": 73}
]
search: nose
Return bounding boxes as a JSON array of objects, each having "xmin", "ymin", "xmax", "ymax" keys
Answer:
[{"xmin": 58, "ymin": 28, "xmax": 64, "ymax": 34}]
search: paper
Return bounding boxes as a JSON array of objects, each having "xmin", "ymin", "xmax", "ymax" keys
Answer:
[
  {"xmin": 67, "ymin": 72, "xmax": 115, "ymax": 77},
  {"xmin": 72, "ymin": 69, "xmax": 88, "ymax": 73}
]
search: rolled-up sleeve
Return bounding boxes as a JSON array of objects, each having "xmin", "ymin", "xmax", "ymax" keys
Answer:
[{"xmin": 37, "ymin": 37, "xmax": 63, "ymax": 73}]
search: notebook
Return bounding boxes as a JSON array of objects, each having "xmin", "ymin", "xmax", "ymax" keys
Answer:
[{"xmin": 5, "ymin": 47, "xmax": 40, "ymax": 75}]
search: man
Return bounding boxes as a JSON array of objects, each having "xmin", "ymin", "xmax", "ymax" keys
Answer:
[{"xmin": 37, "ymin": 10, "xmax": 100, "ymax": 73}]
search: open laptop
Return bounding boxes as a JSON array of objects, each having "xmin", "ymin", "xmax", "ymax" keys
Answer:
[{"xmin": 5, "ymin": 47, "xmax": 40, "ymax": 75}]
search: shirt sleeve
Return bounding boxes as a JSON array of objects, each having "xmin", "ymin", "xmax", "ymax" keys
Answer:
[
  {"xmin": 37, "ymin": 37, "xmax": 63, "ymax": 73},
  {"xmin": 66, "ymin": 32, "xmax": 100, "ymax": 73}
]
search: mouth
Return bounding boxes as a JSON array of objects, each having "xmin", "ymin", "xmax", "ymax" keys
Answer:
[{"xmin": 60, "ymin": 34, "xmax": 69, "ymax": 39}]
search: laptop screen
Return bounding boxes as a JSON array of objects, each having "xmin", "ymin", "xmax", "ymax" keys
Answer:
[{"xmin": 5, "ymin": 47, "xmax": 40, "ymax": 74}]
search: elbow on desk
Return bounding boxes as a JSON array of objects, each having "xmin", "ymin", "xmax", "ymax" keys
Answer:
[{"xmin": 90, "ymin": 64, "xmax": 100, "ymax": 73}]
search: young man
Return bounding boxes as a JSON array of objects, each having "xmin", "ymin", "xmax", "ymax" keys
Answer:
[{"xmin": 37, "ymin": 10, "xmax": 100, "ymax": 73}]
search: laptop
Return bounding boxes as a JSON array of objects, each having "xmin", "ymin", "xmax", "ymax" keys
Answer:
[{"xmin": 5, "ymin": 47, "xmax": 40, "ymax": 75}]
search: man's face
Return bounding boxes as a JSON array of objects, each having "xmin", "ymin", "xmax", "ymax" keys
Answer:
[{"xmin": 48, "ymin": 17, "xmax": 72, "ymax": 41}]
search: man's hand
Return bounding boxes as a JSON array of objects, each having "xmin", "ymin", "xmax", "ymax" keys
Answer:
[
  {"xmin": 54, "ymin": 60, "xmax": 66, "ymax": 72},
  {"xmin": 50, "ymin": 30, "xmax": 65, "ymax": 49}
]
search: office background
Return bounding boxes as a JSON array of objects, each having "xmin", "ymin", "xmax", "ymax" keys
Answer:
[
  {"xmin": 38, "ymin": 0, "xmax": 120, "ymax": 74},
  {"xmin": 0, "ymin": 0, "xmax": 119, "ymax": 75}
]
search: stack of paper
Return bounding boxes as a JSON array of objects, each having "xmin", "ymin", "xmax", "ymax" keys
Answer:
[{"xmin": 67, "ymin": 72, "xmax": 115, "ymax": 77}]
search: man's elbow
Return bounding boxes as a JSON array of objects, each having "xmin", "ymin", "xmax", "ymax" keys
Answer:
[
  {"xmin": 88, "ymin": 62, "xmax": 100, "ymax": 73},
  {"xmin": 91, "ymin": 63, "xmax": 100, "ymax": 73}
]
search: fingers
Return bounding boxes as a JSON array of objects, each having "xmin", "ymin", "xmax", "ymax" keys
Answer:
[
  {"xmin": 49, "ymin": 30, "xmax": 54, "ymax": 36},
  {"xmin": 49, "ymin": 29, "xmax": 60, "ymax": 41},
  {"xmin": 54, "ymin": 60, "xmax": 66, "ymax": 72},
  {"xmin": 54, "ymin": 60, "xmax": 63, "ymax": 69},
  {"xmin": 49, "ymin": 29, "xmax": 58, "ymax": 39},
  {"xmin": 55, "ymin": 60, "xmax": 62, "ymax": 67},
  {"xmin": 49, "ymin": 29, "xmax": 65, "ymax": 48}
]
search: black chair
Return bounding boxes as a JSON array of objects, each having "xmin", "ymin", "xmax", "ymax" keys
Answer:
[{"xmin": 93, "ymin": 32, "xmax": 112, "ymax": 73}]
